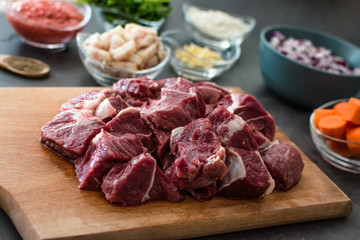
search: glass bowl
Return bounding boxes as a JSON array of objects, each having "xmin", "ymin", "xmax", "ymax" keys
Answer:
[
  {"xmin": 161, "ymin": 29, "xmax": 241, "ymax": 81},
  {"xmin": 76, "ymin": 32, "xmax": 171, "ymax": 86},
  {"xmin": 310, "ymin": 99, "xmax": 360, "ymax": 174},
  {"xmin": 182, "ymin": 1, "xmax": 256, "ymax": 49},
  {"xmin": 5, "ymin": 0, "xmax": 91, "ymax": 51}
]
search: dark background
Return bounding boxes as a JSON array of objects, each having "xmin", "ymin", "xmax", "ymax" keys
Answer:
[{"xmin": 1, "ymin": 0, "xmax": 359, "ymax": 239}]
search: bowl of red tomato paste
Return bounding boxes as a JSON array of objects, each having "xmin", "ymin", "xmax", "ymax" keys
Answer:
[{"xmin": 5, "ymin": 0, "xmax": 91, "ymax": 51}]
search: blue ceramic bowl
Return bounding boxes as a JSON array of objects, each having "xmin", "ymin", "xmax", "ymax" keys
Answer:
[{"xmin": 260, "ymin": 25, "xmax": 360, "ymax": 108}]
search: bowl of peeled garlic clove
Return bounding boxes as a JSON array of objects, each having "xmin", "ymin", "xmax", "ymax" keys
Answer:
[{"xmin": 76, "ymin": 23, "xmax": 170, "ymax": 86}]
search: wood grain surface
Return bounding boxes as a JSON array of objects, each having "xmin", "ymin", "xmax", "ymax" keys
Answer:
[{"xmin": 0, "ymin": 87, "xmax": 352, "ymax": 240}]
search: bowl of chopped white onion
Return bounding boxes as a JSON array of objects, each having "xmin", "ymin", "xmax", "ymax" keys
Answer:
[{"xmin": 260, "ymin": 25, "xmax": 360, "ymax": 108}]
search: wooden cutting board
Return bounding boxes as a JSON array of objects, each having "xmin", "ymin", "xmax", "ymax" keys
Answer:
[{"xmin": 0, "ymin": 87, "xmax": 352, "ymax": 240}]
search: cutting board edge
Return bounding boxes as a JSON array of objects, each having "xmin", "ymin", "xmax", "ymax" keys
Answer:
[
  {"xmin": 0, "ymin": 186, "xmax": 41, "ymax": 240},
  {"xmin": 33, "ymin": 198, "xmax": 353, "ymax": 240}
]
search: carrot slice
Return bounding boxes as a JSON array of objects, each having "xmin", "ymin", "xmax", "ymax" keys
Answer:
[
  {"xmin": 313, "ymin": 109, "xmax": 334, "ymax": 129},
  {"xmin": 343, "ymin": 97, "xmax": 360, "ymax": 124},
  {"xmin": 346, "ymin": 126, "xmax": 360, "ymax": 158},
  {"xmin": 333, "ymin": 102, "xmax": 348, "ymax": 116},
  {"xmin": 328, "ymin": 140, "xmax": 353, "ymax": 158},
  {"xmin": 318, "ymin": 115, "xmax": 347, "ymax": 139}
]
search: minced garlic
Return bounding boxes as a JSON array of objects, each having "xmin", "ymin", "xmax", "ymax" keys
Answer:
[{"xmin": 175, "ymin": 43, "xmax": 223, "ymax": 69}]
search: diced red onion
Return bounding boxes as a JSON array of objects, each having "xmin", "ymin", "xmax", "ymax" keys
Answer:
[{"xmin": 270, "ymin": 31, "xmax": 360, "ymax": 75}]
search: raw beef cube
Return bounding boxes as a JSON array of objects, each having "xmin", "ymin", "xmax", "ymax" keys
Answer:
[
  {"xmin": 159, "ymin": 151, "xmax": 175, "ymax": 172},
  {"xmin": 219, "ymin": 94, "xmax": 276, "ymax": 145},
  {"xmin": 94, "ymin": 96, "xmax": 129, "ymax": 122},
  {"xmin": 207, "ymin": 106, "xmax": 258, "ymax": 151},
  {"xmin": 188, "ymin": 182, "xmax": 218, "ymax": 201},
  {"xmin": 166, "ymin": 118, "xmax": 227, "ymax": 190},
  {"xmin": 260, "ymin": 140, "xmax": 304, "ymax": 191},
  {"xmin": 252, "ymin": 130, "xmax": 271, "ymax": 150},
  {"xmin": 204, "ymin": 104, "xmax": 217, "ymax": 117},
  {"xmin": 154, "ymin": 128, "xmax": 171, "ymax": 160},
  {"xmin": 195, "ymin": 81, "xmax": 229, "ymax": 104},
  {"xmin": 40, "ymin": 110, "xmax": 105, "ymax": 160},
  {"xmin": 60, "ymin": 89, "xmax": 119, "ymax": 115},
  {"xmin": 156, "ymin": 77, "xmax": 194, "ymax": 91},
  {"xmin": 59, "ymin": 90, "xmax": 100, "ymax": 112},
  {"xmin": 142, "ymin": 96, "xmax": 192, "ymax": 130},
  {"xmin": 75, "ymin": 130, "xmax": 146, "ymax": 190},
  {"xmin": 151, "ymin": 126, "xmax": 171, "ymax": 161},
  {"xmin": 156, "ymin": 77, "xmax": 180, "ymax": 89},
  {"xmin": 162, "ymin": 78, "xmax": 206, "ymax": 118},
  {"xmin": 140, "ymin": 114, "xmax": 172, "ymax": 165},
  {"xmin": 102, "ymin": 153, "xmax": 184, "ymax": 206},
  {"xmin": 105, "ymin": 107, "xmax": 155, "ymax": 152},
  {"xmin": 112, "ymin": 77, "xmax": 159, "ymax": 106},
  {"xmin": 142, "ymin": 85, "xmax": 206, "ymax": 130},
  {"xmin": 94, "ymin": 98, "xmax": 117, "ymax": 122},
  {"xmin": 219, "ymin": 147, "xmax": 275, "ymax": 199},
  {"xmin": 108, "ymin": 96, "xmax": 129, "ymax": 112},
  {"xmin": 163, "ymin": 77, "xmax": 197, "ymax": 93}
]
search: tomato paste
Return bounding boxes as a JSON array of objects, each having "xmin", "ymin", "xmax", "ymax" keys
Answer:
[{"xmin": 5, "ymin": 0, "xmax": 87, "ymax": 45}]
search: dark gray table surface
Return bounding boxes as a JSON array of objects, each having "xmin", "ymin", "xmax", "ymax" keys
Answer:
[{"xmin": 1, "ymin": 0, "xmax": 359, "ymax": 239}]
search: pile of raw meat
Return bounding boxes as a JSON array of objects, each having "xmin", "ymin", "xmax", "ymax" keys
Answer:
[{"xmin": 40, "ymin": 77, "xmax": 304, "ymax": 206}]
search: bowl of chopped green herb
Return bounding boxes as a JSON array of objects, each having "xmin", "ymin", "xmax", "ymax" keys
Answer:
[{"xmin": 83, "ymin": 0, "xmax": 172, "ymax": 31}]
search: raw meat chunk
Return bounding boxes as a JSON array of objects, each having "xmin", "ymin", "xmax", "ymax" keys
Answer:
[
  {"xmin": 166, "ymin": 118, "xmax": 227, "ymax": 190},
  {"xmin": 142, "ymin": 82, "xmax": 206, "ymax": 130},
  {"xmin": 163, "ymin": 77, "xmax": 197, "ymax": 93},
  {"xmin": 159, "ymin": 151, "xmax": 175, "ymax": 171},
  {"xmin": 260, "ymin": 140, "xmax": 304, "ymax": 191},
  {"xmin": 188, "ymin": 182, "xmax": 218, "ymax": 201},
  {"xmin": 105, "ymin": 107, "xmax": 155, "ymax": 152},
  {"xmin": 219, "ymin": 94, "xmax": 276, "ymax": 147},
  {"xmin": 60, "ymin": 89, "xmax": 119, "ymax": 115},
  {"xmin": 156, "ymin": 77, "xmax": 193, "ymax": 88},
  {"xmin": 207, "ymin": 106, "xmax": 258, "ymax": 151},
  {"xmin": 40, "ymin": 110, "xmax": 105, "ymax": 160},
  {"xmin": 94, "ymin": 96, "xmax": 129, "ymax": 122},
  {"xmin": 102, "ymin": 153, "xmax": 183, "ymax": 206},
  {"xmin": 195, "ymin": 82, "xmax": 229, "ymax": 104},
  {"xmin": 149, "ymin": 124, "xmax": 171, "ymax": 161},
  {"xmin": 75, "ymin": 130, "xmax": 146, "ymax": 190},
  {"xmin": 156, "ymin": 77, "xmax": 180, "ymax": 89},
  {"xmin": 112, "ymin": 77, "xmax": 159, "ymax": 106},
  {"xmin": 219, "ymin": 147, "xmax": 275, "ymax": 199},
  {"xmin": 59, "ymin": 90, "xmax": 100, "ymax": 112},
  {"xmin": 108, "ymin": 96, "xmax": 129, "ymax": 112},
  {"xmin": 162, "ymin": 78, "xmax": 206, "ymax": 119},
  {"xmin": 195, "ymin": 82, "xmax": 229, "ymax": 116},
  {"xmin": 252, "ymin": 130, "xmax": 271, "ymax": 150},
  {"xmin": 204, "ymin": 104, "xmax": 218, "ymax": 117},
  {"xmin": 140, "ymin": 113, "xmax": 171, "ymax": 161},
  {"xmin": 94, "ymin": 98, "xmax": 117, "ymax": 122}
]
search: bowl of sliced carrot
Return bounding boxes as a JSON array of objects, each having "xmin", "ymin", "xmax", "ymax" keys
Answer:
[{"xmin": 310, "ymin": 97, "xmax": 360, "ymax": 173}]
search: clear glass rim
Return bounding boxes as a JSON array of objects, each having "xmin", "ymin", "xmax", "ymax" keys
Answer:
[
  {"xmin": 182, "ymin": 1, "xmax": 256, "ymax": 40},
  {"xmin": 76, "ymin": 32, "xmax": 171, "ymax": 75},
  {"xmin": 161, "ymin": 29, "xmax": 241, "ymax": 68},
  {"xmin": 309, "ymin": 98, "xmax": 360, "ymax": 146},
  {"xmin": 5, "ymin": 0, "xmax": 92, "ymax": 32}
]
